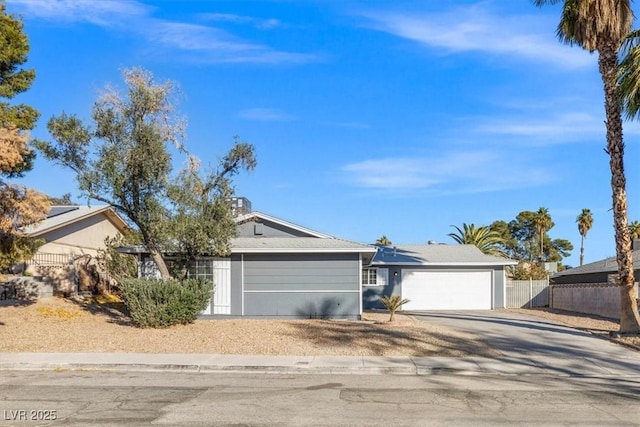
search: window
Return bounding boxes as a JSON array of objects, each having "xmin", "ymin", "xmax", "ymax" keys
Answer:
[
  {"xmin": 362, "ymin": 268, "xmax": 377, "ymax": 285},
  {"xmin": 362, "ymin": 268, "xmax": 388, "ymax": 286}
]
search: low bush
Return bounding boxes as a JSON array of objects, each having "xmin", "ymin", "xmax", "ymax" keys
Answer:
[{"xmin": 120, "ymin": 278, "xmax": 212, "ymax": 328}]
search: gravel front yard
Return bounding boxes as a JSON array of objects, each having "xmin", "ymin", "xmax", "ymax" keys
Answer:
[
  {"xmin": 0, "ymin": 297, "xmax": 498, "ymax": 357},
  {"xmin": 1, "ymin": 298, "xmax": 638, "ymax": 355}
]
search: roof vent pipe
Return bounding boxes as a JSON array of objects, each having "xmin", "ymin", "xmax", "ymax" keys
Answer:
[
  {"xmin": 393, "ymin": 246, "xmax": 397, "ymax": 256},
  {"xmin": 427, "ymin": 240, "xmax": 437, "ymax": 245}
]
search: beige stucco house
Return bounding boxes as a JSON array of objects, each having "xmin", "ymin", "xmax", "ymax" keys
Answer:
[{"xmin": 23, "ymin": 205, "xmax": 128, "ymax": 293}]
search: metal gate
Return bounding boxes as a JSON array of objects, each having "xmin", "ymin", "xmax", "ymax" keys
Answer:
[{"xmin": 506, "ymin": 279, "xmax": 549, "ymax": 308}]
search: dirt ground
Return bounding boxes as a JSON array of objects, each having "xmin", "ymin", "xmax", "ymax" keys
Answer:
[{"xmin": 1, "ymin": 297, "xmax": 638, "ymax": 355}]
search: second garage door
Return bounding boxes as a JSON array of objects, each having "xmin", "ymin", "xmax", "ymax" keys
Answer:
[{"xmin": 401, "ymin": 270, "xmax": 492, "ymax": 310}]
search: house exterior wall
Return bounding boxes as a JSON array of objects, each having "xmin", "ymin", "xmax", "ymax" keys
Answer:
[
  {"xmin": 240, "ymin": 253, "xmax": 361, "ymax": 318},
  {"xmin": 236, "ymin": 219, "xmax": 313, "ymax": 238},
  {"xmin": 363, "ymin": 265, "xmax": 506, "ymax": 310},
  {"xmin": 362, "ymin": 266, "xmax": 401, "ymax": 310},
  {"xmin": 493, "ymin": 266, "xmax": 506, "ymax": 309},
  {"xmin": 35, "ymin": 213, "xmax": 123, "ymax": 257}
]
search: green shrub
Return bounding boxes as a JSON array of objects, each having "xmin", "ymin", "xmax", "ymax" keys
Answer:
[{"xmin": 120, "ymin": 278, "xmax": 213, "ymax": 328}]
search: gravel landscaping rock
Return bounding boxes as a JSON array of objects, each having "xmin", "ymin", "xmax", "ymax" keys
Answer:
[
  {"xmin": 2, "ymin": 298, "xmax": 637, "ymax": 356},
  {"xmin": 0, "ymin": 297, "xmax": 498, "ymax": 357}
]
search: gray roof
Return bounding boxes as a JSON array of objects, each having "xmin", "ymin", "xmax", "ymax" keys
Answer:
[
  {"xmin": 232, "ymin": 237, "xmax": 375, "ymax": 253},
  {"xmin": 371, "ymin": 244, "xmax": 517, "ymax": 266},
  {"xmin": 552, "ymin": 250, "xmax": 640, "ymax": 277},
  {"xmin": 234, "ymin": 211, "xmax": 332, "ymax": 238},
  {"xmin": 25, "ymin": 205, "xmax": 128, "ymax": 236},
  {"xmin": 119, "ymin": 237, "xmax": 376, "ymax": 255}
]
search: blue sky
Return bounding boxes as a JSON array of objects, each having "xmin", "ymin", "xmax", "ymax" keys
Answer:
[{"xmin": 6, "ymin": 0, "xmax": 640, "ymax": 267}]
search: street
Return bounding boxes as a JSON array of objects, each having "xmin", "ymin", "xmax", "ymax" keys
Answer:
[{"xmin": 1, "ymin": 370, "xmax": 639, "ymax": 426}]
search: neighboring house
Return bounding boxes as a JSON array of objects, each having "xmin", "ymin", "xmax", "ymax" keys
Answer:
[
  {"xmin": 26, "ymin": 205, "xmax": 128, "ymax": 259},
  {"xmin": 122, "ymin": 210, "xmax": 377, "ymax": 319},
  {"xmin": 551, "ymin": 240, "xmax": 640, "ymax": 284},
  {"xmin": 22, "ymin": 205, "xmax": 128, "ymax": 293},
  {"xmin": 549, "ymin": 240, "xmax": 639, "ymax": 320},
  {"xmin": 363, "ymin": 244, "xmax": 517, "ymax": 311}
]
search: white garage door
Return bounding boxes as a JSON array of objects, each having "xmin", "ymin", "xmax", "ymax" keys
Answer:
[{"xmin": 401, "ymin": 270, "xmax": 492, "ymax": 310}]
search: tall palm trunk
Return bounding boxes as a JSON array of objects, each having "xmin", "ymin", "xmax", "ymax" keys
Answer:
[
  {"xmin": 599, "ymin": 41, "xmax": 640, "ymax": 333},
  {"xmin": 579, "ymin": 235, "xmax": 585, "ymax": 266}
]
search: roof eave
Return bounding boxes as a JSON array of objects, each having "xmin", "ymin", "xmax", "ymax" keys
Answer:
[
  {"xmin": 28, "ymin": 206, "xmax": 120, "ymax": 237},
  {"xmin": 371, "ymin": 261, "xmax": 518, "ymax": 267},
  {"xmin": 232, "ymin": 248, "xmax": 377, "ymax": 254}
]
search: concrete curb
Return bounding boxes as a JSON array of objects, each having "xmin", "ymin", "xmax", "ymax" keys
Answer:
[{"xmin": 3, "ymin": 353, "xmax": 638, "ymax": 377}]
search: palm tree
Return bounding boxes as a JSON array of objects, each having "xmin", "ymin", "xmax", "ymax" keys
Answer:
[
  {"xmin": 576, "ymin": 208, "xmax": 594, "ymax": 266},
  {"xmin": 534, "ymin": 0, "xmax": 639, "ymax": 333},
  {"xmin": 376, "ymin": 235, "xmax": 391, "ymax": 245},
  {"xmin": 629, "ymin": 220, "xmax": 640, "ymax": 240},
  {"xmin": 532, "ymin": 207, "xmax": 553, "ymax": 262},
  {"xmin": 379, "ymin": 295, "xmax": 410, "ymax": 322},
  {"xmin": 448, "ymin": 223, "xmax": 505, "ymax": 257}
]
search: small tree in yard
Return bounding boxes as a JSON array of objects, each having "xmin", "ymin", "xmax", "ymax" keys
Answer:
[
  {"xmin": 380, "ymin": 295, "xmax": 410, "ymax": 322},
  {"xmin": 36, "ymin": 68, "xmax": 256, "ymax": 280},
  {"xmin": 36, "ymin": 68, "xmax": 256, "ymax": 327}
]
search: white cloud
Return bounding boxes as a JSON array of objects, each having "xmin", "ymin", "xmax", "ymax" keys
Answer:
[
  {"xmin": 201, "ymin": 13, "xmax": 282, "ymax": 30},
  {"xmin": 358, "ymin": 4, "xmax": 592, "ymax": 69},
  {"xmin": 7, "ymin": 0, "xmax": 318, "ymax": 65},
  {"xmin": 342, "ymin": 150, "xmax": 553, "ymax": 193},
  {"xmin": 473, "ymin": 112, "xmax": 606, "ymax": 145},
  {"xmin": 325, "ymin": 121, "xmax": 372, "ymax": 129},
  {"xmin": 238, "ymin": 108, "xmax": 297, "ymax": 121},
  {"xmin": 343, "ymin": 158, "xmax": 440, "ymax": 189},
  {"xmin": 7, "ymin": 0, "xmax": 149, "ymax": 26}
]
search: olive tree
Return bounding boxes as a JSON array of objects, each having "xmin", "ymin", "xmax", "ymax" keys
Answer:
[{"xmin": 36, "ymin": 68, "xmax": 256, "ymax": 279}]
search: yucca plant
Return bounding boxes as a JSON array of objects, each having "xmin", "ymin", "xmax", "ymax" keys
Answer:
[{"xmin": 380, "ymin": 295, "xmax": 410, "ymax": 322}]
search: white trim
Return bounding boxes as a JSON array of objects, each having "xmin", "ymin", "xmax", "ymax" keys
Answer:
[
  {"xmin": 491, "ymin": 269, "xmax": 495, "ymax": 310},
  {"xmin": 27, "ymin": 205, "xmax": 129, "ymax": 237},
  {"xmin": 234, "ymin": 211, "xmax": 333, "ymax": 239},
  {"xmin": 241, "ymin": 254, "xmax": 245, "ymax": 316},
  {"xmin": 244, "ymin": 290, "xmax": 361, "ymax": 294},
  {"xmin": 358, "ymin": 253, "xmax": 363, "ymax": 316},
  {"xmin": 371, "ymin": 261, "xmax": 517, "ymax": 267},
  {"xmin": 233, "ymin": 248, "xmax": 376, "ymax": 254}
]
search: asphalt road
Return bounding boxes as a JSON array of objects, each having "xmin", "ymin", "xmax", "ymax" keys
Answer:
[{"xmin": 2, "ymin": 370, "xmax": 640, "ymax": 426}]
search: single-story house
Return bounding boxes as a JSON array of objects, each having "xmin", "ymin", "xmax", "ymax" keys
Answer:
[
  {"xmin": 123, "ymin": 210, "xmax": 377, "ymax": 319},
  {"xmin": 25, "ymin": 205, "xmax": 129, "ymax": 261},
  {"xmin": 363, "ymin": 244, "xmax": 517, "ymax": 311},
  {"xmin": 551, "ymin": 240, "xmax": 640, "ymax": 284},
  {"xmin": 549, "ymin": 241, "xmax": 639, "ymax": 319},
  {"xmin": 15, "ymin": 205, "xmax": 129, "ymax": 295},
  {"xmin": 120, "ymin": 199, "xmax": 519, "ymax": 317}
]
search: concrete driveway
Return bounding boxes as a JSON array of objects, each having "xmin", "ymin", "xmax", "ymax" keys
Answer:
[{"xmin": 410, "ymin": 310, "xmax": 640, "ymax": 377}]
